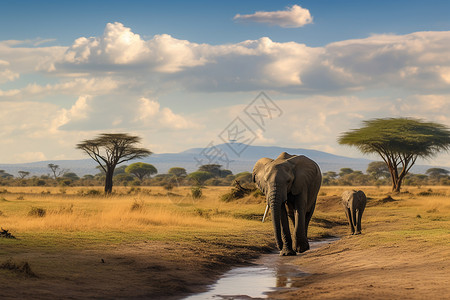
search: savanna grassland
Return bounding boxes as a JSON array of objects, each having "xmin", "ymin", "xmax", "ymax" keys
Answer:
[{"xmin": 0, "ymin": 185, "xmax": 449, "ymax": 299}]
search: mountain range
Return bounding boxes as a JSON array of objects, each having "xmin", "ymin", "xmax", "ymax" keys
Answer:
[{"xmin": 0, "ymin": 144, "xmax": 440, "ymax": 177}]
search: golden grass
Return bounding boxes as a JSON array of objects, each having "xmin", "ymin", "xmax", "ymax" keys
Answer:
[
  {"xmin": 1, "ymin": 185, "xmax": 449, "ymax": 247},
  {"xmin": 0, "ymin": 186, "xmax": 272, "ymax": 248}
]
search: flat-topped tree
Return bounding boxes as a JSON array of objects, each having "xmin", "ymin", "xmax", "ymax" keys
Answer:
[
  {"xmin": 76, "ymin": 133, "xmax": 152, "ymax": 194},
  {"xmin": 338, "ymin": 118, "xmax": 450, "ymax": 192}
]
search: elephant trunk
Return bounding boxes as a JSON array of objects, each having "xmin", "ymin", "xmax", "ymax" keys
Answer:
[{"xmin": 267, "ymin": 183, "xmax": 284, "ymax": 250}]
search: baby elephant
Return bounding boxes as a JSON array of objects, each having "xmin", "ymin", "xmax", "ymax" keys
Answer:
[{"xmin": 341, "ymin": 190, "xmax": 367, "ymax": 235}]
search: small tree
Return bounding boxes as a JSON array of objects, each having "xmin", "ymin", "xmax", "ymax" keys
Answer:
[
  {"xmin": 198, "ymin": 164, "xmax": 232, "ymax": 178},
  {"xmin": 367, "ymin": 161, "xmax": 390, "ymax": 180},
  {"xmin": 125, "ymin": 162, "xmax": 157, "ymax": 181},
  {"xmin": 0, "ymin": 170, "xmax": 13, "ymax": 179},
  {"xmin": 76, "ymin": 133, "xmax": 152, "ymax": 194},
  {"xmin": 168, "ymin": 167, "xmax": 187, "ymax": 178},
  {"xmin": 339, "ymin": 168, "xmax": 354, "ymax": 177},
  {"xmin": 426, "ymin": 168, "xmax": 449, "ymax": 183},
  {"xmin": 339, "ymin": 118, "xmax": 450, "ymax": 192},
  {"xmin": 187, "ymin": 171, "xmax": 214, "ymax": 185},
  {"xmin": 18, "ymin": 171, "xmax": 30, "ymax": 179},
  {"xmin": 62, "ymin": 172, "xmax": 80, "ymax": 181},
  {"xmin": 48, "ymin": 164, "xmax": 67, "ymax": 180}
]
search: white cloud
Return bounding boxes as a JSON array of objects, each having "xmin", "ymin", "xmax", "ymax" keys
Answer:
[
  {"xmin": 233, "ymin": 5, "xmax": 313, "ymax": 28},
  {"xmin": 0, "ymin": 60, "xmax": 19, "ymax": 83},
  {"xmin": 52, "ymin": 96, "xmax": 92, "ymax": 132},
  {"xmin": 135, "ymin": 97, "xmax": 199, "ymax": 130},
  {"xmin": 2, "ymin": 23, "xmax": 450, "ymax": 167},
  {"xmin": 62, "ymin": 22, "xmax": 207, "ymax": 73},
  {"xmin": 0, "ymin": 77, "xmax": 121, "ymax": 100},
  {"xmin": 4, "ymin": 23, "xmax": 450, "ymax": 95}
]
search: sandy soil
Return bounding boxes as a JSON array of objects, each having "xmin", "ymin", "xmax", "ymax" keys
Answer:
[
  {"xmin": 269, "ymin": 236, "xmax": 450, "ymax": 299},
  {"xmin": 269, "ymin": 193, "xmax": 450, "ymax": 300}
]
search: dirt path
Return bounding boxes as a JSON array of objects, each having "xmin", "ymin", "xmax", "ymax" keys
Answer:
[
  {"xmin": 268, "ymin": 191, "xmax": 450, "ymax": 300},
  {"xmin": 268, "ymin": 236, "xmax": 449, "ymax": 299}
]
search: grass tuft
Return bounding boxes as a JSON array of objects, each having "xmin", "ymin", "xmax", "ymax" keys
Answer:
[
  {"xmin": 28, "ymin": 207, "xmax": 46, "ymax": 217},
  {"xmin": 0, "ymin": 258, "xmax": 37, "ymax": 277}
]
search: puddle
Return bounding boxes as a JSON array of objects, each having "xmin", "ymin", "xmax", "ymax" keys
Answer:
[{"xmin": 184, "ymin": 238, "xmax": 338, "ymax": 300}]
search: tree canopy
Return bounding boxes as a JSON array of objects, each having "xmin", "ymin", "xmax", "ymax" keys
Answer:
[
  {"xmin": 76, "ymin": 133, "xmax": 152, "ymax": 194},
  {"xmin": 187, "ymin": 171, "xmax": 214, "ymax": 185},
  {"xmin": 366, "ymin": 161, "xmax": 390, "ymax": 180},
  {"xmin": 198, "ymin": 164, "xmax": 232, "ymax": 178},
  {"xmin": 338, "ymin": 118, "xmax": 450, "ymax": 192},
  {"xmin": 168, "ymin": 167, "xmax": 187, "ymax": 178},
  {"xmin": 125, "ymin": 162, "xmax": 157, "ymax": 181}
]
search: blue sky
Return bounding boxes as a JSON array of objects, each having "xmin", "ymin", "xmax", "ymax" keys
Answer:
[{"xmin": 1, "ymin": 1, "xmax": 450, "ymax": 169}]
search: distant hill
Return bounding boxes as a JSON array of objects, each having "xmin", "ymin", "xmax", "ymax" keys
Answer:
[{"xmin": 0, "ymin": 144, "xmax": 439, "ymax": 177}]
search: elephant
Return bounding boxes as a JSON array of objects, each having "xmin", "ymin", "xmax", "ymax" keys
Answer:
[
  {"xmin": 341, "ymin": 190, "xmax": 367, "ymax": 235},
  {"xmin": 252, "ymin": 152, "xmax": 322, "ymax": 256}
]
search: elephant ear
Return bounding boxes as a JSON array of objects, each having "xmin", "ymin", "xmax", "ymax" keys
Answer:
[
  {"xmin": 286, "ymin": 154, "xmax": 318, "ymax": 195},
  {"xmin": 252, "ymin": 157, "xmax": 273, "ymax": 194}
]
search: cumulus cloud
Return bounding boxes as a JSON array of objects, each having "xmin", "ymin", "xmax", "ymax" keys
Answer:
[
  {"xmin": 61, "ymin": 22, "xmax": 207, "ymax": 73},
  {"xmin": 0, "ymin": 60, "xmax": 19, "ymax": 84},
  {"xmin": 52, "ymin": 96, "xmax": 92, "ymax": 132},
  {"xmin": 50, "ymin": 24, "xmax": 450, "ymax": 94},
  {"xmin": 0, "ymin": 77, "xmax": 121, "ymax": 100},
  {"xmin": 233, "ymin": 5, "xmax": 313, "ymax": 28},
  {"xmin": 4, "ymin": 23, "xmax": 450, "ymax": 95},
  {"xmin": 136, "ymin": 98, "xmax": 199, "ymax": 129}
]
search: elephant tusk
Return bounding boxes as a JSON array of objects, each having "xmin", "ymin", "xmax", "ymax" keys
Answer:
[{"xmin": 262, "ymin": 204, "xmax": 269, "ymax": 223}]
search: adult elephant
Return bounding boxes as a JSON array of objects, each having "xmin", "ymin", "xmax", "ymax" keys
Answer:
[{"xmin": 252, "ymin": 152, "xmax": 322, "ymax": 255}]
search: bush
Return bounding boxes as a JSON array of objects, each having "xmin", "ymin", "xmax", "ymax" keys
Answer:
[
  {"xmin": 163, "ymin": 183, "xmax": 174, "ymax": 191},
  {"xmin": 130, "ymin": 199, "xmax": 145, "ymax": 211},
  {"xmin": 191, "ymin": 186, "xmax": 203, "ymax": 199},
  {"xmin": 28, "ymin": 207, "xmax": 46, "ymax": 217}
]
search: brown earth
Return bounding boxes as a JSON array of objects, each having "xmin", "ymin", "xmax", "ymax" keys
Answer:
[
  {"xmin": 1, "ymin": 189, "xmax": 449, "ymax": 299},
  {"xmin": 269, "ymin": 192, "xmax": 450, "ymax": 299},
  {"xmin": 0, "ymin": 231, "xmax": 273, "ymax": 299},
  {"xmin": 269, "ymin": 237, "xmax": 449, "ymax": 300}
]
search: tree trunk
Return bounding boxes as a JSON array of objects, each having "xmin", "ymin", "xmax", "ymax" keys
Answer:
[
  {"xmin": 105, "ymin": 170, "xmax": 114, "ymax": 195},
  {"xmin": 389, "ymin": 166, "xmax": 402, "ymax": 193}
]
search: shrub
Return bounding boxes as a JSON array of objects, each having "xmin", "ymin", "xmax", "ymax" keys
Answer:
[
  {"xmin": 163, "ymin": 183, "xmax": 174, "ymax": 191},
  {"xmin": 191, "ymin": 186, "xmax": 203, "ymax": 199},
  {"xmin": 28, "ymin": 207, "xmax": 46, "ymax": 217},
  {"xmin": 54, "ymin": 204, "xmax": 73, "ymax": 214},
  {"xmin": 130, "ymin": 199, "xmax": 145, "ymax": 211},
  {"xmin": 86, "ymin": 189, "xmax": 101, "ymax": 196}
]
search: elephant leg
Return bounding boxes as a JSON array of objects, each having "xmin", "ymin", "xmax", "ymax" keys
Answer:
[
  {"xmin": 351, "ymin": 207, "xmax": 358, "ymax": 235},
  {"xmin": 293, "ymin": 192, "xmax": 309, "ymax": 253},
  {"xmin": 356, "ymin": 209, "xmax": 363, "ymax": 234},
  {"xmin": 280, "ymin": 203, "xmax": 295, "ymax": 256},
  {"xmin": 286, "ymin": 201, "xmax": 295, "ymax": 227},
  {"xmin": 345, "ymin": 207, "xmax": 355, "ymax": 234},
  {"xmin": 304, "ymin": 202, "xmax": 316, "ymax": 237}
]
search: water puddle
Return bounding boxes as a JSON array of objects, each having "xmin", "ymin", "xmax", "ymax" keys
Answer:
[{"xmin": 184, "ymin": 239, "xmax": 338, "ymax": 300}]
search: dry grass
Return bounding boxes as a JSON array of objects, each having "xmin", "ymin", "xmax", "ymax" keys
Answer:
[
  {"xmin": 0, "ymin": 186, "xmax": 272, "ymax": 247},
  {"xmin": 1, "ymin": 184, "xmax": 449, "ymax": 299}
]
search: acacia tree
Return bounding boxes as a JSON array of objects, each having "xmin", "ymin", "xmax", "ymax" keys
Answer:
[
  {"xmin": 76, "ymin": 133, "xmax": 152, "ymax": 194},
  {"xmin": 48, "ymin": 163, "xmax": 67, "ymax": 180},
  {"xmin": 339, "ymin": 118, "xmax": 450, "ymax": 192},
  {"xmin": 18, "ymin": 171, "xmax": 30, "ymax": 179},
  {"xmin": 168, "ymin": 167, "xmax": 187, "ymax": 178},
  {"xmin": 125, "ymin": 162, "xmax": 157, "ymax": 181},
  {"xmin": 366, "ymin": 161, "xmax": 390, "ymax": 180}
]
